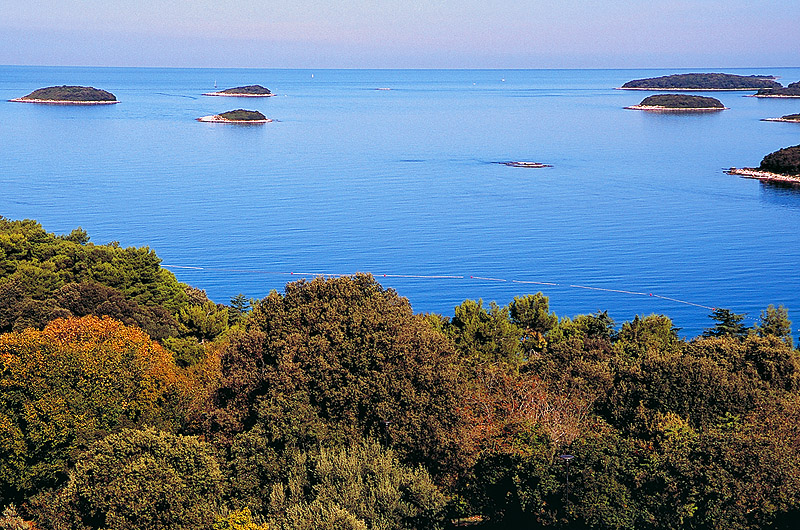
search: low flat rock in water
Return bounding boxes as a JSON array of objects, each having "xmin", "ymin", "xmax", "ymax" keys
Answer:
[
  {"xmin": 762, "ymin": 114, "xmax": 800, "ymax": 123},
  {"xmin": 500, "ymin": 161, "xmax": 552, "ymax": 168}
]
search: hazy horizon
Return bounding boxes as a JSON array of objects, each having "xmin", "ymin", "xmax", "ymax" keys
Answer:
[{"xmin": 3, "ymin": 1, "xmax": 798, "ymax": 69}]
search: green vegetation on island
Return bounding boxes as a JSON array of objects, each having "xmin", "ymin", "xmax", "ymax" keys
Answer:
[
  {"xmin": 203, "ymin": 85, "xmax": 273, "ymax": 97},
  {"xmin": 218, "ymin": 85, "xmax": 272, "ymax": 95},
  {"xmin": 632, "ymin": 94, "xmax": 725, "ymax": 109},
  {"xmin": 217, "ymin": 109, "xmax": 266, "ymax": 121},
  {"xmin": 12, "ymin": 85, "xmax": 117, "ymax": 102},
  {"xmin": 620, "ymin": 73, "xmax": 780, "ymax": 90},
  {"xmin": 780, "ymin": 113, "xmax": 800, "ymax": 121},
  {"xmin": 2, "ymin": 219, "xmax": 800, "ymax": 530},
  {"xmin": 755, "ymin": 81, "xmax": 800, "ymax": 97},
  {"xmin": 760, "ymin": 145, "xmax": 800, "ymax": 175}
]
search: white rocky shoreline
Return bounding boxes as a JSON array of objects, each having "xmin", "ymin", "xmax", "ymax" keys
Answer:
[
  {"xmin": 197, "ymin": 114, "xmax": 272, "ymax": 123},
  {"xmin": 9, "ymin": 98, "xmax": 119, "ymax": 105},
  {"xmin": 726, "ymin": 167, "xmax": 800, "ymax": 185},
  {"xmin": 616, "ymin": 87, "xmax": 764, "ymax": 91},
  {"xmin": 201, "ymin": 92, "xmax": 275, "ymax": 97},
  {"xmin": 624, "ymin": 105, "xmax": 727, "ymax": 111}
]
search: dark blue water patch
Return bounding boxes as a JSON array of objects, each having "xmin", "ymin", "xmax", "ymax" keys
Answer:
[{"xmin": 3, "ymin": 66, "xmax": 800, "ymax": 339}]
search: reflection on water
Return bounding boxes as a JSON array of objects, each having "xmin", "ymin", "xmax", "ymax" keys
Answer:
[{"xmin": 759, "ymin": 180, "xmax": 800, "ymax": 209}]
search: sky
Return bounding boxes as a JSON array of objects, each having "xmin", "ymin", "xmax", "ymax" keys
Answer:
[{"xmin": 2, "ymin": 0, "xmax": 798, "ymax": 68}]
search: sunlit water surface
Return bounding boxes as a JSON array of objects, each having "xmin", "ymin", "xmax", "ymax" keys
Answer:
[{"xmin": 3, "ymin": 66, "xmax": 800, "ymax": 337}]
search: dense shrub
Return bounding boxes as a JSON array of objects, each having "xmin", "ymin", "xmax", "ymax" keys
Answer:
[
  {"xmin": 34, "ymin": 428, "xmax": 222, "ymax": 530},
  {"xmin": 0, "ymin": 316, "xmax": 189, "ymax": 503},
  {"xmin": 219, "ymin": 85, "xmax": 271, "ymax": 95},
  {"xmin": 638, "ymin": 94, "xmax": 724, "ymax": 108},
  {"xmin": 19, "ymin": 86, "xmax": 116, "ymax": 102},
  {"xmin": 218, "ymin": 110, "xmax": 266, "ymax": 121},
  {"xmin": 756, "ymin": 80, "xmax": 800, "ymax": 96},
  {"xmin": 208, "ymin": 274, "xmax": 471, "ymax": 478},
  {"xmin": 760, "ymin": 145, "xmax": 800, "ymax": 175},
  {"xmin": 268, "ymin": 441, "xmax": 447, "ymax": 530},
  {"xmin": 0, "ymin": 218, "xmax": 190, "ymax": 333}
]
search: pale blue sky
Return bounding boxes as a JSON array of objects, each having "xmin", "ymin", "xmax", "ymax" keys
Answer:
[{"xmin": 2, "ymin": 0, "xmax": 798, "ymax": 67}]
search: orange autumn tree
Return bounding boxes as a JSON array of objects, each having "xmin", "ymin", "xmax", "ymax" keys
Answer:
[{"xmin": 0, "ymin": 316, "xmax": 190, "ymax": 504}]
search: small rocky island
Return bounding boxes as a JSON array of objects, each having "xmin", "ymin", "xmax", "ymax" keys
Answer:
[
  {"xmin": 202, "ymin": 85, "xmax": 274, "ymax": 97},
  {"xmin": 197, "ymin": 109, "xmax": 272, "ymax": 123},
  {"xmin": 763, "ymin": 113, "xmax": 800, "ymax": 123},
  {"xmin": 727, "ymin": 144, "xmax": 800, "ymax": 184},
  {"xmin": 10, "ymin": 85, "xmax": 118, "ymax": 104},
  {"xmin": 753, "ymin": 81, "xmax": 800, "ymax": 98},
  {"xmin": 619, "ymin": 73, "xmax": 780, "ymax": 91},
  {"xmin": 499, "ymin": 161, "xmax": 552, "ymax": 168},
  {"xmin": 625, "ymin": 94, "xmax": 726, "ymax": 111}
]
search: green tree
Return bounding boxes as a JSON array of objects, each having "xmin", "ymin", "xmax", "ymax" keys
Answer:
[
  {"xmin": 208, "ymin": 274, "xmax": 471, "ymax": 480},
  {"xmin": 34, "ymin": 428, "xmax": 223, "ymax": 530},
  {"xmin": 228, "ymin": 294, "xmax": 252, "ymax": 326},
  {"xmin": 756, "ymin": 304, "xmax": 792, "ymax": 346},
  {"xmin": 0, "ymin": 218, "xmax": 193, "ymax": 333},
  {"xmin": 0, "ymin": 316, "xmax": 189, "ymax": 504},
  {"xmin": 447, "ymin": 299, "xmax": 523, "ymax": 366},
  {"xmin": 509, "ymin": 293, "xmax": 558, "ymax": 355},
  {"xmin": 268, "ymin": 441, "xmax": 447, "ymax": 530},
  {"xmin": 703, "ymin": 308, "xmax": 748, "ymax": 339},
  {"xmin": 177, "ymin": 301, "xmax": 229, "ymax": 342},
  {"xmin": 214, "ymin": 508, "xmax": 268, "ymax": 530}
]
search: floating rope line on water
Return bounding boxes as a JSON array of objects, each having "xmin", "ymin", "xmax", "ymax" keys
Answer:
[{"xmin": 162, "ymin": 264, "xmax": 719, "ymax": 311}]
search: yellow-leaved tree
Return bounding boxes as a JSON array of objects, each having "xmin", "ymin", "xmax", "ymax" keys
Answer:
[{"xmin": 0, "ymin": 316, "xmax": 189, "ymax": 504}]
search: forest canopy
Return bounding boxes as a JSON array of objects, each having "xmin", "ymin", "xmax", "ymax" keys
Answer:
[
  {"xmin": 1, "ymin": 220, "xmax": 800, "ymax": 530},
  {"xmin": 756, "ymin": 80, "xmax": 800, "ymax": 97}
]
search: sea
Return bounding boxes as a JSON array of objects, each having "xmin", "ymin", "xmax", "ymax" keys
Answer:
[{"xmin": 2, "ymin": 66, "xmax": 800, "ymax": 338}]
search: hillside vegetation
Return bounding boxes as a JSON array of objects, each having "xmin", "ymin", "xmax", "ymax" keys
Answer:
[
  {"xmin": 18, "ymin": 85, "xmax": 117, "ymax": 101},
  {"xmin": 621, "ymin": 73, "xmax": 780, "ymax": 90},
  {"xmin": 218, "ymin": 85, "xmax": 272, "ymax": 95},
  {"xmin": 756, "ymin": 81, "xmax": 800, "ymax": 96},
  {"xmin": 218, "ymin": 109, "xmax": 267, "ymax": 121},
  {"xmin": 637, "ymin": 94, "xmax": 724, "ymax": 108},
  {"xmin": 760, "ymin": 145, "xmax": 800, "ymax": 175},
  {"xmin": 2, "ymin": 220, "xmax": 800, "ymax": 530}
]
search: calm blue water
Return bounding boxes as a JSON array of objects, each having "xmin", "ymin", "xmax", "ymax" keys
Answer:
[{"xmin": 2, "ymin": 66, "xmax": 800, "ymax": 338}]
